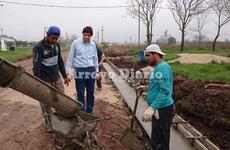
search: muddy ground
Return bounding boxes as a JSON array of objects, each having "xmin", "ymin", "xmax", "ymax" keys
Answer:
[
  {"xmin": 110, "ymin": 58, "xmax": 230, "ymax": 150},
  {"xmin": 0, "ymin": 54, "xmax": 147, "ymax": 150}
]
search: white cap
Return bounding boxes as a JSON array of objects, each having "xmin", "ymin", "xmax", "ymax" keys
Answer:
[{"xmin": 145, "ymin": 44, "xmax": 166, "ymax": 56}]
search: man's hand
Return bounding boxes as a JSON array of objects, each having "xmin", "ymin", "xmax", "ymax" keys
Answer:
[
  {"xmin": 64, "ymin": 74, "xmax": 72, "ymax": 87},
  {"xmin": 99, "ymin": 61, "xmax": 103, "ymax": 66},
  {"xmin": 67, "ymin": 74, "xmax": 73, "ymax": 81},
  {"xmin": 142, "ymin": 106, "xmax": 159, "ymax": 122},
  {"xmin": 136, "ymin": 85, "xmax": 148, "ymax": 91},
  {"xmin": 96, "ymin": 72, "xmax": 100, "ymax": 81},
  {"xmin": 64, "ymin": 78, "xmax": 71, "ymax": 87}
]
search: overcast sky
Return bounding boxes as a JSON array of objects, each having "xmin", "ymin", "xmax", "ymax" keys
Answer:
[{"xmin": 0, "ymin": 0, "xmax": 230, "ymax": 43}]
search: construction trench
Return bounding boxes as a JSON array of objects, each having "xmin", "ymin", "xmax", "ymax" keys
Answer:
[
  {"xmin": 108, "ymin": 57, "xmax": 230, "ymax": 150},
  {"xmin": 0, "ymin": 55, "xmax": 229, "ymax": 150}
]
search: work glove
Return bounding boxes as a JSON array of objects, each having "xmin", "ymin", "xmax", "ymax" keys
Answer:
[{"xmin": 142, "ymin": 106, "xmax": 159, "ymax": 122}]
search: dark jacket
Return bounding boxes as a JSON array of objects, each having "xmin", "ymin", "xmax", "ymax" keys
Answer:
[
  {"xmin": 97, "ymin": 46, "xmax": 103, "ymax": 63},
  {"xmin": 32, "ymin": 38, "xmax": 67, "ymax": 82},
  {"xmin": 94, "ymin": 41, "xmax": 103, "ymax": 63}
]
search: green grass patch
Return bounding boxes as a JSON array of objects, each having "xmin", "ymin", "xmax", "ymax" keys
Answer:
[
  {"xmin": 0, "ymin": 47, "xmax": 70, "ymax": 62},
  {"xmin": 126, "ymin": 47, "xmax": 139, "ymax": 55},
  {"xmin": 127, "ymin": 47, "xmax": 229, "ymax": 61},
  {"xmin": 0, "ymin": 47, "xmax": 33, "ymax": 62},
  {"xmin": 164, "ymin": 53, "xmax": 180, "ymax": 61},
  {"xmin": 170, "ymin": 62, "xmax": 230, "ymax": 82}
]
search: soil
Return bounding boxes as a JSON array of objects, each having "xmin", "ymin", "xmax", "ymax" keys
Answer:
[
  {"xmin": 109, "ymin": 57, "xmax": 149, "ymax": 71},
  {"xmin": 0, "ymin": 53, "xmax": 147, "ymax": 150},
  {"xmin": 173, "ymin": 76, "xmax": 230, "ymax": 150},
  {"xmin": 110, "ymin": 57, "xmax": 230, "ymax": 150}
]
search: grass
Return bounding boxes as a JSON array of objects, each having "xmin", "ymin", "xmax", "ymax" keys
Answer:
[
  {"xmin": 0, "ymin": 47, "xmax": 70, "ymax": 62},
  {"xmin": 170, "ymin": 62, "xmax": 230, "ymax": 82},
  {"xmin": 124, "ymin": 46, "xmax": 230, "ymax": 82},
  {"xmin": 0, "ymin": 47, "xmax": 33, "ymax": 62},
  {"xmin": 126, "ymin": 47, "xmax": 180, "ymax": 61},
  {"xmin": 126, "ymin": 47, "xmax": 230, "ymax": 63}
]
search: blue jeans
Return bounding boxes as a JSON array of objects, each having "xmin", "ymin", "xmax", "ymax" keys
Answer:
[{"xmin": 75, "ymin": 67, "xmax": 95, "ymax": 113}]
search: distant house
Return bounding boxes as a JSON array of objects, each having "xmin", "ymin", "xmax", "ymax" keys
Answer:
[
  {"xmin": 0, "ymin": 35, "xmax": 16, "ymax": 51},
  {"xmin": 156, "ymin": 30, "xmax": 176, "ymax": 45}
]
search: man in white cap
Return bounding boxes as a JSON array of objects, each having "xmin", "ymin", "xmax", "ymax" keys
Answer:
[{"xmin": 142, "ymin": 44, "xmax": 175, "ymax": 150}]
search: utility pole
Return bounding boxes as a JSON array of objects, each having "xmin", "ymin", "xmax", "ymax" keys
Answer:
[
  {"xmin": 44, "ymin": 27, "xmax": 48, "ymax": 37},
  {"xmin": 101, "ymin": 25, "xmax": 104, "ymax": 45},
  {"xmin": 0, "ymin": 27, "xmax": 5, "ymax": 51},
  {"xmin": 66, "ymin": 31, "xmax": 69, "ymax": 40},
  {"xmin": 138, "ymin": 3, "xmax": 141, "ymax": 46},
  {"xmin": 97, "ymin": 31, "xmax": 100, "ymax": 44},
  {"xmin": 0, "ymin": 27, "xmax": 3, "ymax": 35}
]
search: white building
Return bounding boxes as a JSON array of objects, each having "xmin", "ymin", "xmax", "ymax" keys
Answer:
[
  {"xmin": 156, "ymin": 30, "xmax": 176, "ymax": 45},
  {"xmin": 0, "ymin": 35, "xmax": 16, "ymax": 51}
]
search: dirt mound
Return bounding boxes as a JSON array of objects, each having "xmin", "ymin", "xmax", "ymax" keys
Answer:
[
  {"xmin": 173, "ymin": 76, "xmax": 230, "ymax": 150},
  {"xmin": 109, "ymin": 58, "xmax": 148, "ymax": 70},
  {"xmin": 169, "ymin": 53, "xmax": 230, "ymax": 64}
]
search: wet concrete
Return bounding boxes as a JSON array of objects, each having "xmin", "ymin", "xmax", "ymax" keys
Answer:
[{"xmin": 104, "ymin": 62, "xmax": 194, "ymax": 150}]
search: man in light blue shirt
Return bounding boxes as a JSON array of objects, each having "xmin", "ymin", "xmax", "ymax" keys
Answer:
[
  {"xmin": 66, "ymin": 26, "xmax": 99, "ymax": 113},
  {"xmin": 142, "ymin": 44, "xmax": 175, "ymax": 150}
]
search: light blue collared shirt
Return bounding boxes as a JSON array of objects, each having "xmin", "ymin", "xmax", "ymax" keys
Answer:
[{"xmin": 66, "ymin": 38, "xmax": 99, "ymax": 74}]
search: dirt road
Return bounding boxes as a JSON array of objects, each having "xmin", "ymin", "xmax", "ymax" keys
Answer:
[{"xmin": 0, "ymin": 55, "xmax": 146, "ymax": 150}]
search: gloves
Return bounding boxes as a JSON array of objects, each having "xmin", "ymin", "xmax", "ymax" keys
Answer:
[{"xmin": 142, "ymin": 106, "xmax": 159, "ymax": 122}]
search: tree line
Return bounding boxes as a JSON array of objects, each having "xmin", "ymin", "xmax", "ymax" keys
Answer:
[{"xmin": 127, "ymin": 0, "xmax": 230, "ymax": 51}]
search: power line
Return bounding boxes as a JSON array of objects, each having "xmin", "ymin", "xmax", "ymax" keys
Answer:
[
  {"xmin": 0, "ymin": 0, "xmax": 130, "ymax": 8},
  {"xmin": 0, "ymin": 0, "xmax": 194, "ymax": 10},
  {"xmin": 0, "ymin": 0, "xmax": 217, "ymax": 14}
]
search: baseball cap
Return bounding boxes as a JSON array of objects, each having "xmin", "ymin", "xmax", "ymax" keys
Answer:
[
  {"xmin": 47, "ymin": 26, "xmax": 60, "ymax": 36},
  {"xmin": 145, "ymin": 44, "xmax": 166, "ymax": 56}
]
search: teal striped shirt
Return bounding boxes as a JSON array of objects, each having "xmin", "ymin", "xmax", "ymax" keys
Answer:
[{"xmin": 147, "ymin": 61, "xmax": 174, "ymax": 109}]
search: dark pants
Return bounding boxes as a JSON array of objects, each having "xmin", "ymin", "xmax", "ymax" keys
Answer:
[
  {"xmin": 151, "ymin": 104, "xmax": 175, "ymax": 150},
  {"xmin": 96, "ymin": 66, "xmax": 102, "ymax": 88},
  {"xmin": 75, "ymin": 67, "xmax": 95, "ymax": 113}
]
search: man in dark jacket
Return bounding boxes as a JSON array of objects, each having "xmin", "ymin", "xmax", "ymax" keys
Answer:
[
  {"xmin": 95, "ymin": 42, "xmax": 105, "ymax": 91},
  {"xmin": 32, "ymin": 26, "xmax": 70, "ymax": 132}
]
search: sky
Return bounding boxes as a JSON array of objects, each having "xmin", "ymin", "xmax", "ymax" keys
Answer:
[{"xmin": 0, "ymin": 0, "xmax": 230, "ymax": 43}]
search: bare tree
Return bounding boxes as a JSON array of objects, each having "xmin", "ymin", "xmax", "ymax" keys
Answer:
[
  {"xmin": 211, "ymin": 0, "xmax": 230, "ymax": 51},
  {"xmin": 168, "ymin": 0, "xmax": 208, "ymax": 51},
  {"xmin": 224, "ymin": 0, "xmax": 230, "ymax": 14},
  {"xmin": 127, "ymin": 0, "xmax": 161, "ymax": 45},
  {"xmin": 191, "ymin": 13, "xmax": 209, "ymax": 48}
]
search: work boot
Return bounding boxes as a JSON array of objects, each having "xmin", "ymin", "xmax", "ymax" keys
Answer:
[{"xmin": 96, "ymin": 87, "xmax": 102, "ymax": 91}]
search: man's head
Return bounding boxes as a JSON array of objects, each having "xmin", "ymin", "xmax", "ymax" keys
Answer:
[
  {"xmin": 46, "ymin": 26, "xmax": 60, "ymax": 44},
  {"xmin": 145, "ymin": 44, "xmax": 165, "ymax": 66},
  {"xmin": 82, "ymin": 26, "xmax": 93, "ymax": 43}
]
